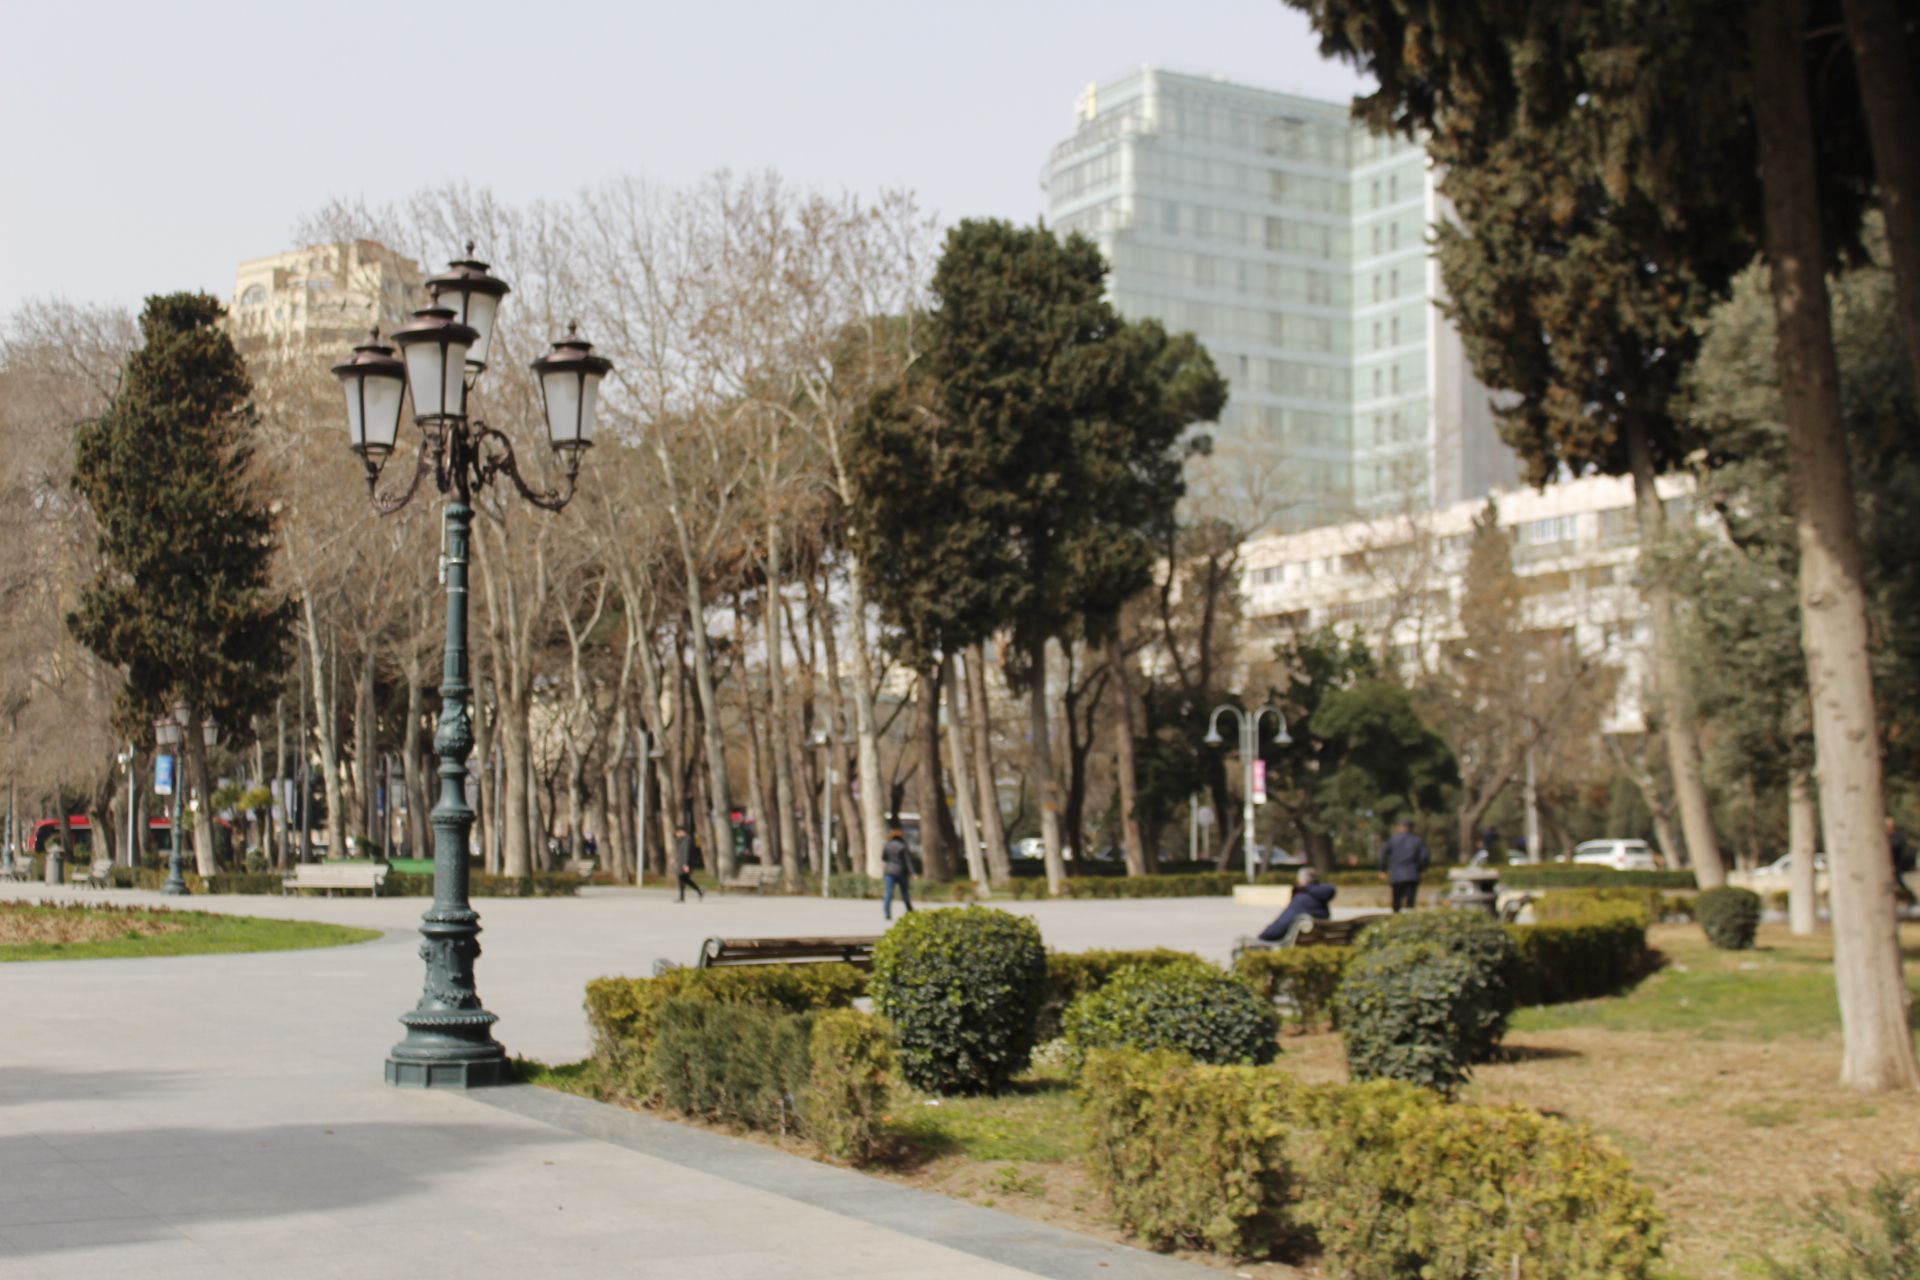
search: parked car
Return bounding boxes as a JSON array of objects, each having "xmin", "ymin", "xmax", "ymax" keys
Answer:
[
  {"xmin": 1012, "ymin": 836, "xmax": 1045, "ymax": 861},
  {"xmin": 1571, "ymin": 838, "xmax": 1661, "ymax": 871},
  {"xmin": 1751, "ymin": 852, "xmax": 1828, "ymax": 878}
]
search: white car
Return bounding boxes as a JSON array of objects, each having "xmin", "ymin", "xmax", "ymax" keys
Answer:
[
  {"xmin": 1571, "ymin": 838, "xmax": 1661, "ymax": 871},
  {"xmin": 1752, "ymin": 852, "xmax": 1828, "ymax": 878},
  {"xmin": 1012, "ymin": 837, "xmax": 1045, "ymax": 861}
]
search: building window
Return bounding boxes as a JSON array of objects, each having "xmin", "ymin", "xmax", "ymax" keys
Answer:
[{"xmin": 241, "ymin": 284, "xmax": 267, "ymax": 307}]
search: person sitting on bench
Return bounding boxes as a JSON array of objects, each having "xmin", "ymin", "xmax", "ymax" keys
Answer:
[{"xmin": 1258, "ymin": 866, "xmax": 1337, "ymax": 942}]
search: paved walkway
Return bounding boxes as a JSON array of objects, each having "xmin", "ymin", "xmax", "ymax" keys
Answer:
[{"xmin": 0, "ymin": 884, "xmax": 1293, "ymax": 1279}]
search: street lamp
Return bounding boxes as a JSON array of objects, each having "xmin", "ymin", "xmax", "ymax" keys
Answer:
[
  {"xmin": 333, "ymin": 247, "xmax": 612, "ymax": 1090},
  {"xmin": 809, "ymin": 725, "xmax": 855, "ymax": 899},
  {"xmin": 153, "ymin": 707, "xmax": 186, "ymax": 895},
  {"xmin": 1204, "ymin": 701, "xmax": 1292, "ymax": 885}
]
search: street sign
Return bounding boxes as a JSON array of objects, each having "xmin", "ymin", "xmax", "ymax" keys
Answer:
[
  {"xmin": 1253, "ymin": 760, "xmax": 1268, "ymax": 806},
  {"xmin": 154, "ymin": 754, "xmax": 175, "ymax": 797}
]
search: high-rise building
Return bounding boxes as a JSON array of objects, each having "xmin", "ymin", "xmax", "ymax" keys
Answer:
[
  {"xmin": 230, "ymin": 240, "xmax": 423, "ymax": 356},
  {"xmin": 1043, "ymin": 68, "xmax": 1516, "ymax": 527}
]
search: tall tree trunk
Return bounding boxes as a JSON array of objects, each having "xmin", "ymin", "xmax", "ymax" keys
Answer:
[
  {"xmin": 1753, "ymin": 0, "xmax": 1920, "ymax": 1091},
  {"xmin": 912, "ymin": 662, "xmax": 954, "ymax": 881},
  {"xmin": 402, "ymin": 660, "xmax": 427, "ymax": 861},
  {"xmin": 182, "ymin": 713, "xmax": 216, "ymax": 876},
  {"xmin": 300, "ymin": 601, "xmax": 347, "ymax": 861},
  {"xmin": 809, "ymin": 568, "xmax": 864, "ymax": 870},
  {"xmin": 1627, "ymin": 421, "xmax": 1726, "ymax": 887},
  {"xmin": 943, "ymin": 652, "xmax": 988, "ymax": 891},
  {"xmin": 844, "ymin": 563, "xmax": 889, "ymax": 876},
  {"xmin": 734, "ymin": 600, "xmax": 777, "ymax": 871},
  {"xmin": 272, "ymin": 696, "xmax": 288, "ymax": 870},
  {"xmin": 1028, "ymin": 637, "xmax": 1067, "ymax": 896},
  {"xmin": 354, "ymin": 651, "xmax": 376, "ymax": 851},
  {"xmin": 1788, "ymin": 768, "xmax": 1819, "ymax": 937},
  {"xmin": 1843, "ymin": 0, "xmax": 1920, "ymax": 385},
  {"xmin": 965, "ymin": 646, "xmax": 1013, "ymax": 885},
  {"xmin": 680, "ymin": 560, "xmax": 736, "ymax": 879},
  {"xmin": 499, "ymin": 690, "xmax": 533, "ymax": 877},
  {"xmin": 1106, "ymin": 634, "xmax": 1153, "ymax": 877},
  {"xmin": 764, "ymin": 522, "xmax": 804, "ymax": 890}
]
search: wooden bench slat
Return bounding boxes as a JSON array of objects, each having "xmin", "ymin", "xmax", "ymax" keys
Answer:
[{"xmin": 697, "ymin": 934, "xmax": 880, "ymax": 970}]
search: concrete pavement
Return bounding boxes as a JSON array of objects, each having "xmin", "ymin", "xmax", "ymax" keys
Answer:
[{"xmin": 0, "ymin": 884, "xmax": 1283, "ymax": 1279}]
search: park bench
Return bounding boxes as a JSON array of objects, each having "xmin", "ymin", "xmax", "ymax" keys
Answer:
[
  {"xmin": 561, "ymin": 858, "xmax": 597, "ymax": 878},
  {"xmin": 696, "ymin": 935, "xmax": 880, "ymax": 970},
  {"xmin": 720, "ymin": 864, "xmax": 785, "ymax": 894},
  {"xmin": 75, "ymin": 857, "xmax": 113, "ymax": 889},
  {"xmin": 1231, "ymin": 912, "xmax": 1389, "ymax": 964},
  {"xmin": 282, "ymin": 863, "xmax": 387, "ymax": 897}
]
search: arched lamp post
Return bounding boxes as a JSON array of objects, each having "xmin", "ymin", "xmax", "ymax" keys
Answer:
[
  {"xmin": 1204, "ymin": 702, "xmax": 1291, "ymax": 885},
  {"xmin": 332, "ymin": 246, "xmax": 612, "ymax": 1089}
]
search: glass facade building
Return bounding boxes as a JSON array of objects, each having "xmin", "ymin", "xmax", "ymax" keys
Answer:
[{"xmin": 1045, "ymin": 69, "xmax": 1513, "ymax": 526}]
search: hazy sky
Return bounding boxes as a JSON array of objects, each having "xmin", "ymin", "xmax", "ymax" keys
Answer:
[{"xmin": 0, "ymin": 0, "xmax": 1370, "ymax": 316}]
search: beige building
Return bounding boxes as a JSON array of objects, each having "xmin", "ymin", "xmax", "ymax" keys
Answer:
[
  {"xmin": 1237, "ymin": 472, "xmax": 1701, "ymax": 734},
  {"xmin": 230, "ymin": 240, "xmax": 423, "ymax": 353}
]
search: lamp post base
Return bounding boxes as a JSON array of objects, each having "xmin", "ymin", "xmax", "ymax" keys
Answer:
[
  {"xmin": 160, "ymin": 880, "xmax": 190, "ymax": 896},
  {"xmin": 385, "ymin": 1009, "xmax": 510, "ymax": 1089}
]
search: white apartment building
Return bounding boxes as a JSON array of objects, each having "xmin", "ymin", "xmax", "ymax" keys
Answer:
[
  {"xmin": 230, "ymin": 240, "xmax": 423, "ymax": 354},
  {"xmin": 1238, "ymin": 473, "xmax": 1700, "ymax": 733},
  {"xmin": 1044, "ymin": 67, "xmax": 1518, "ymax": 527}
]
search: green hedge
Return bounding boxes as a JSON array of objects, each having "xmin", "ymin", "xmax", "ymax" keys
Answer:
[
  {"xmin": 1335, "ymin": 942, "xmax": 1484, "ymax": 1094},
  {"xmin": 1697, "ymin": 886, "xmax": 1762, "ymax": 950},
  {"xmin": 1041, "ymin": 948, "xmax": 1202, "ymax": 1039},
  {"xmin": 1507, "ymin": 900, "xmax": 1652, "ymax": 1006},
  {"xmin": 383, "ymin": 871, "xmax": 582, "ymax": 897},
  {"xmin": 1064, "ymin": 962, "xmax": 1279, "ymax": 1068},
  {"xmin": 869, "ymin": 906, "xmax": 1047, "ymax": 1095},
  {"xmin": 1355, "ymin": 910, "xmax": 1520, "ymax": 1062},
  {"xmin": 1502, "ymin": 865, "xmax": 1698, "ymax": 890},
  {"xmin": 1232, "ymin": 948, "xmax": 1351, "ymax": 1030},
  {"xmin": 583, "ymin": 963, "xmax": 867, "ymax": 1091},
  {"xmin": 804, "ymin": 1009, "xmax": 896, "ymax": 1163},
  {"xmin": 1082, "ymin": 1048, "xmax": 1665, "ymax": 1275}
]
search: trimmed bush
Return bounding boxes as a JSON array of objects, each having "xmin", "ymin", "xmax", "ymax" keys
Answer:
[
  {"xmin": 868, "ymin": 906, "xmax": 1047, "ymax": 1095},
  {"xmin": 1232, "ymin": 947, "xmax": 1353, "ymax": 1030},
  {"xmin": 1001, "ymin": 872, "xmax": 1241, "ymax": 899},
  {"xmin": 1335, "ymin": 942, "xmax": 1482, "ymax": 1093},
  {"xmin": 1041, "ymin": 947, "xmax": 1202, "ymax": 1039},
  {"xmin": 584, "ymin": 963, "xmax": 866, "ymax": 1091},
  {"xmin": 1063, "ymin": 962, "xmax": 1279, "ymax": 1067},
  {"xmin": 1355, "ymin": 908, "xmax": 1520, "ymax": 1060},
  {"xmin": 1507, "ymin": 900, "xmax": 1652, "ymax": 1005},
  {"xmin": 1296, "ymin": 1079, "xmax": 1666, "ymax": 1280},
  {"xmin": 1081, "ymin": 1048, "xmax": 1297, "ymax": 1258},
  {"xmin": 385, "ymin": 870, "xmax": 583, "ymax": 897},
  {"xmin": 1697, "ymin": 886, "xmax": 1762, "ymax": 950},
  {"xmin": 803, "ymin": 1009, "xmax": 895, "ymax": 1163},
  {"xmin": 1759, "ymin": 1170, "xmax": 1920, "ymax": 1279},
  {"xmin": 1502, "ymin": 865, "xmax": 1698, "ymax": 889},
  {"xmin": 649, "ymin": 998, "xmax": 814, "ymax": 1132}
]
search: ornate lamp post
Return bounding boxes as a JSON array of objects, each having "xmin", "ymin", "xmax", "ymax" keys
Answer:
[
  {"xmin": 1204, "ymin": 702, "xmax": 1291, "ymax": 885},
  {"xmin": 332, "ymin": 248, "xmax": 611, "ymax": 1089}
]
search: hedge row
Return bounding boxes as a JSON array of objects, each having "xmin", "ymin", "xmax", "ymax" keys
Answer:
[
  {"xmin": 102, "ymin": 866, "xmax": 583, "ymax": 897},
  {"xmin": 1083, "ymin": 1047, "xmax": 1664, "ymax": 1275}
]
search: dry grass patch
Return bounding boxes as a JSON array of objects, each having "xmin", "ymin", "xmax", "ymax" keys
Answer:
[{"xmin": 0, "ymin": 901, "xmax": 182, "ymax": 945}]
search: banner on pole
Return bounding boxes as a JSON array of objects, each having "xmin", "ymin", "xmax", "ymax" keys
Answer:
[
  {"xmin": 1252, "ymin": 759, "xmax": 1268, "ymax": 806},
  {"xmin": 154, "ymin": 754, "xmax": 175, "ymax": 797}
]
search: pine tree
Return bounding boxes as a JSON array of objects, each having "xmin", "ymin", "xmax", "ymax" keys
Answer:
[{"xmin": 68, "ymin": 293, "xmax": 292, "ymax": 875}]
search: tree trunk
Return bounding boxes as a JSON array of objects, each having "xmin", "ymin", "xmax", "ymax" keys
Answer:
[
  {"xmin": 810, "ymin": 569, "xmax": 865, "ymax": 872},
  {"xmin": 1028, "ymin": 637, "xmax": 1067, "ymax": 895},
  {"xmin": 499, "ymin": 688, "xmax": 533, "ymax": 877},
  {"xmin": 765, "ymin": 521, "xmax": 805, "ymax": 891},
  {"xmin": 301, "ymin": 601, "xmax": 347, "ymax": 861},
  {"xmin": 272, "ymin": 696, "xmax": 288, "ymax": 870},
  {"xmin": 354, "ymin": 650, "xmax": 376, "ymax": 851},
  {"xmin": 1627, "ymin": 421, "xmax": 1726, "ymax": 887},
  {"xmin": 1753, "ymin": 0, "xmax": 1920, "ymax": 1091},
  {"xmin": 911, "ymin": 662, "xmax": 954, "ymax": 881},
  {"xmin": 844, "ymin": 563, "xmax": 889, "ymax": 876},
  {"xmin": 182, "ymin": 714, "xmax": 216, "ymax": 876},
  {"xmin": 402, "ymin": 661, "xmax": 426, "ymax": 861},
  {"xmin": 1106, "ymin": 634, "xmax": 1153, "ymax": 876},
  {"xmin": 1788, "ymin": 768, "xmax": 1819, "ymax": 936},
  {"xmin": 1843, "ymin": 0, "xmax": 1920, "ymax": 386},
  {"xmin": 942, "ymin": 652, "xmax": 988, "ymax": 892},
  {"xmin": 680, "ymin": 560, "xmax": 736, "ymax": 879},
  {"xmin": 965, "ymin": 646, "xmax": 1013, "ymax": 885}
]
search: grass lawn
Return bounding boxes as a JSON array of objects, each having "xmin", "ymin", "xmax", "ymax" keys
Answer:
[{"xmin": 0, "ymin": 900, "xmax": 380, "ymax": 961}]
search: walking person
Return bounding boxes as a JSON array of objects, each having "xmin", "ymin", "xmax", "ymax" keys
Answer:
[
  {"xmin": 881, "ymin": 824, "xmax": 916, "ymax": 921},
  {"xmin": 1378, "ymin": 818, "xmax": 1431, "ymax": 913},
  {"xmin": 674, "ymin": 824, "xmax": 704, "ymax": 903},
  {"xmin": 1890, "ymin": 816, "xmax": 1917, "ymax": 914}
]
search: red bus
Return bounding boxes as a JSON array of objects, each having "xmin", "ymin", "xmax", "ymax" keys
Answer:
[{"xmin": 25, "ymin": 816, "xmax": 233, "ymax": 860}]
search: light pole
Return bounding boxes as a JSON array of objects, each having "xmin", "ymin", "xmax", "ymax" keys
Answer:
[
  {"xmin": 1204, "ymin": 701, "xmax": 1291, "ymax": 885},
  {"xmin": 152, "ymin": 703, "xmax": 217, "ymax": 893},
  {"xmin": 332, "ymin": 245, "xmax": 611, "ymax": 1090}
]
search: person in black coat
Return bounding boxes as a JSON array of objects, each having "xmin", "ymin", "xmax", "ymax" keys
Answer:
[
  {"xmin": 881, "ymin": 825, "xmax": 916, "ymax": 920},
  {"xmin": 675, "ymin": 825, "xmax": 704, "ymax": 902},
  {"xmin": 1890, "ymin": 816, "xmax": 1917, "ymax": 912},
  {"xmin": 1259, "ymin": 867, "xmax": 1337, "ymax": 942},
  {"xmin": 1378, "ymin": 818, "xmax": 1432, "ymax": 912}
]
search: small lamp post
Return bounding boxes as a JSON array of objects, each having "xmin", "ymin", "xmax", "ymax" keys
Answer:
[
  {"xmin": 332, "ymin": 247, "xmax": 612, "ymax": 1089},
  {"xmin": 154, "ymin": 707, "xmax": 186, "ymax": 895},
  {"xmin": 1204, "ymin": 701, "xmax": 1291, "ymax": 885}
]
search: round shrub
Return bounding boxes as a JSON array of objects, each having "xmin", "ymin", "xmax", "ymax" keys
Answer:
[
  {"xmin": 1063, "ymin": 961, "xmax": 1280, "ymax": 1067},
  {"xmin": 1696, "ymin": 886, "xmax": 1762, "ymax": 950},
  {"xmin": 1335, "ymin": 941, "xmax": 1480, "ymax": 1094},
  {"xmin": 1356, "ymin": 908, "xmax": 1520, "ymax": 1060},
  {"xmin": 868, "ymin": 906, "xmax": 1047, "ymax": 1095}
]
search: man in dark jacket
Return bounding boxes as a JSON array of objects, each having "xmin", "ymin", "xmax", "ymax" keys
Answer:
[
  {"xmin": 674, "ymin": 825, "xmax": 704, "ymax": 903},
  {"xmin": 881, "ymin": 825, "xmax": 915, "ymax": 921},
  {"xmin": 1379, "ymin": 818, "xmax": 1431, "ymax": 912},
  {"xmin": 1891, "ymin": 816, "xmax": 1917, "ymax": 912},
  {"xmin": 1259, "ymin": 867, "xmax": 1337, "ymax": 942}
]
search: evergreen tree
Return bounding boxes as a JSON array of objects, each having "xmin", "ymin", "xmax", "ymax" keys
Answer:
[{"xmin": 68, "ymin": 293, "xmax": 292, "ymax": 875}]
